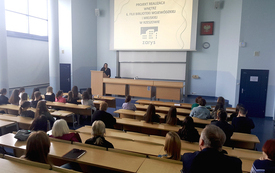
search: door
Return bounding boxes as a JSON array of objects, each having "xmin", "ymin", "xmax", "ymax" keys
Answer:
[
  {"xmin": 239, "ymin": 69, "xmax": 269, "ymax": 118},
  {"xmin": 60, "ymin": 64, "xmax": 71, "ymax": 93}
]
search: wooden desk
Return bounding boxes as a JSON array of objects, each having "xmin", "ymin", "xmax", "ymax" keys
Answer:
[
  {"xmin": 77, "ymin": 96, "xmax": 116, "ymax": 108},
  {"xmin": 0, "ymin": 133, "xmax": 146, "ymax": 173},
  {"xmin": 0, "ymin": 104, "xmax": 36, "ymax": 115},
  {"xmin": 135, "ymin": 104, "xmax": 191, "ymax": 116},
  {"xmin": 103, "ymin": 78, "xmax": 128, "ymax": 96},
  {"xmin": 0, "ymin": 120, "xmax": 17, "ymax": 135},
  {"xmin": 137, "ymin": 158, "xmax": 182, "ymax": 173},
  {"xmin": 153, "ymin": 81, "xmax": 184, "ymax": 101},
  {"xmin": 46, "ymin": 102, "xmax": 91, "ymax": 116},
  {"xmin": 136, "ymin": 100, "xmax": 192, "ymax": 109},
  {"xmin": 0, "ymin": 114, "xmax": 33, "ymax": 129}
]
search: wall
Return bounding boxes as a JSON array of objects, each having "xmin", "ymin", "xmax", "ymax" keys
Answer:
[
  {"xmin": 237, "ymin": 0, "xmax": 275, "ymax": 118},
  {"xmin": 71, "ymin": 0, "xmax": 98, "ymax": 89}
]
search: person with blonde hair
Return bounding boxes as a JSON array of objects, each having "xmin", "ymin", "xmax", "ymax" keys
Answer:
[
  {"xmin": 85, "ymin": 120, "xmax": 114, "ymax": 148},
  {"xmin": 45, "ymin": 86, "xmax": 55, "ymax": 102},
  {"xmin": 91, "ymin": 102, "xmax": 116, "ymax": 128},
  {"xmin": 159, "ymin": 131, "xmax": 181, "ymax": 160},
  {"xmin": 35, "ymin": 101, "xmax": 55, "ymax": 127},
  {"xmin": 9, "ymin": 89, "xmax": 20, "ymax": 105},
  {"xmin": 19, "ymin": 92, "xmax": 28, "ymax": 106},
  {"xmin": 49, "ymin": 119, "xmax": 81, "ymax": 142}
]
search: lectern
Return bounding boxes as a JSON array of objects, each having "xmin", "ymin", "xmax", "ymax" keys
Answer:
[{"xmin": 91, "ymin": 71, "xmax": 103, "ymax": 96}]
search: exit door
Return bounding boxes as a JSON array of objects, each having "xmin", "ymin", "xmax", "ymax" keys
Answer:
[
  {"xmin": 239, "ymin": 69, "xmax": 269, "ymax": 118},
  {"xmin": 60, "ymin": 64, "xmax": 71, "ymax": 93}
]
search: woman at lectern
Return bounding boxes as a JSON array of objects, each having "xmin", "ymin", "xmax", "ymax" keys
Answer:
[{"xmin": 101, "ymin": 63, "xmax": 111, "ymax": 78}]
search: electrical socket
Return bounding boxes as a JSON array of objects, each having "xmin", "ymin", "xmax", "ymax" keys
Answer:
[{"xmin": 192, "ymin": 75, "xmax": 199, "ymax": 79}]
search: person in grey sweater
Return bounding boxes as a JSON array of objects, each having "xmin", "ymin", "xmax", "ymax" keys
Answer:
[{"xmin": 189, "ymin": 98, "xmax": 211, "ymax": 120}]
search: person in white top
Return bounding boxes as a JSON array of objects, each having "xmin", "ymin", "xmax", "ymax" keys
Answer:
[
  {"xmin": 81, "ymin": 91, "xmax": 96, "ymax": 114},
  {"xmin": 122, "ymin": 95, "xmax": 136, "ymax": 111}
]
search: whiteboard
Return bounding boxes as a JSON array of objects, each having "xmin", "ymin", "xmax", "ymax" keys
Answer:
[{"xmin": 120, "ymin": 62, "xmax": 186, "ymax": 80}]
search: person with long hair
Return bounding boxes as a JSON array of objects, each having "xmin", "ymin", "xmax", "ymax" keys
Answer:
[
  {"xmin": 19, "ymin": 87, "xmax": 25, "ymax": 98},
  {"xmin": 158, "ymin": 131, "xmax": 181, "ymax": 160},
  {"xmin": 19, "ymin": 101, "xmax": 34, "ymax": 118},
  {"xmin": 31, "ymin": 88, "xmax": 39, "ymax": 101},
  {"xmin": 55, "ymin": 90, "xmax": 66, "ymax": 103},
  {"xmin": 29, "ymin": 115, "xmax": 48, "ymax": 132},
  {"xmin": 85, "ymin": 120, "xmax": 114, "ymax": 148},
  {"xmin": 81, "ymin": 91, "xmax": 96, "ymax": 113},
  {"xmin": 122, "ymin": 95, "xmax": 136, "ymax": 111},
  {"xmin": 86, "ymin": 88, "xmax": 93, "ymax": 100},
  {"xmin": 251, "ymin": 139, "xmax": 275, "ymax": 172},
  {"xmin": 22, "ymin": 131, "xmax": 51, "ymax": 165},
  {"xmin": 211, "ymin": 102, "xmax": 224, "ymax": 119},
  {"xmin": 50, "ymin": 119, "xmax": 82, "ymax": 142},
  {"xmin": 67, "ymin": 91, "xmax": 78, "ymax": 104},
  {"xmin": 177, "ymin": 116, "xmax": 200, "ymax": 142},
  {"xmin": 228, "ymin": 103, "xmax": 243, "ymax": 121},
  {"xmin": 165, "ymin": 106, "xmax": 182, "ymax": 126},
  {"xmin": 100, "ymin": 63, "xmax": 111, "ymax": 78},
  {"xmin": 8, "ymin": 89, "xmax": 20, "ymax": 105},
  {"xmin": 19, "ymin": 92, "xmax": 28, "ymax": 106},
  {"xmin": 45, "ymin": 86, "xmax": 55, "ymax": 102},
  {"xmin": 30, "ymin": 91, "xmax": 41, "ymax": 108},
  {"xmin": 144, "ymin": 104, "xmax": 160, "ymax": 123},
  {"xmin": 71, "ymin": 86, "xmax": 82, "ymax": 100},
  {"xmin": 0, "ymin": 88, "xmax": 9, "ymax": 105},
  {"xmin": 217, "ymin": 96, "xmax": 225, "ymax": 108},
  {"xmin": 35, "ymin": 101, "xmax": 55, "ymax": 127}
]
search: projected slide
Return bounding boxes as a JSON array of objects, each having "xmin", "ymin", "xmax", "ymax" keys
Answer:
[{"xmin": 113, "ymin": 0, "xmax": 198, "ymax": 50}]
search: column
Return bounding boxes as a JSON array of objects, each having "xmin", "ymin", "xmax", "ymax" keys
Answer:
[
  {"xmin": 0, "ymin": 0, "xmax": 9, "ymax": 93},
  {"xmin": 48, "ymin": 0, "xmax": 60, "ymax": 93}
]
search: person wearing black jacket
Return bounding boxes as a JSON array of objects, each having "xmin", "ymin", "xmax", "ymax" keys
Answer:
[
  {"xmin": 0, "ymin": 88, "xmax": 9, "ymax": 105},
  {"xmin": 91, "ymin": 102, "xmax": 116, "ymax": 128},
  {"xmin": 232, "ymin": 106, "xmax": 255, "ymax": 134}
]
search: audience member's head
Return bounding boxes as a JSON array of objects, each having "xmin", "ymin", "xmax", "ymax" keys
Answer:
[
  {"xmin": 21, "ymin": 93, "xmax": 28, "ymax": 102},
  {"xmin": 199, "ymin": 125, "xmax": 226, "ymax": 151},
  {"xmin": 91, "ymin": 120, "xmax": 106, "ymax": 146},
  {"xmin": 19, "ymin": 87, "xmax": 25, "ymax": 93},
  {"xmin": 55, "ymin": 90, "xmax": 63, "ymax": 99},
  {"xmin": 262, "ymin": 139, "xmax": 275, "ymax": 161},
  {"xmin": 52, "ymin": 119, "xmax": 70, "ymax": 137},
  {"xmin": 166, "ymin": 106, "xmax": 178, "ymax": 125},
  {"xmin": 103, "ymin": 63, "xmax": 108, "ymax": 68},
  {"xmin": 0, "ymin": 88, "xmax": 7, "ymax": 95},
  {"xmin": 214, "ymin": 102, "xmax": 224, "ymax": 112},
  {"xmin": 82, "ymin": 91, "xmax": 89, "ymax": 100},
  {"xmin": 30, "ymin": 115, "xmax": 48, "ymax": 132},
  {"xmin": 46, "ymin": 86, "xmax": 53, "ymax": 94},
  {"xmin": 235, "ymin": 103, "xmax": 244, "ymax": 114},
  {"xmin": 164, "ymin": 131, "xmax": 181, "ymax": 160},
  {"xmin": 217, "ymin": 96, "xmax": 225, "ymax": 106},
  {"xmin": 72, "ymin": 86, "xmax": 78, "ymax": 98},
  {"xmin": 25, "ymin": 131, "xmax": 50, "ymax": 164},
  {"xmin": 100, "ymin": 102, "xmax": 108, "ymax": 111},
  {"xmin": 67, "ymin": 91, "xmax": 73, "ymax": 102},
  {"xmin": 86, "ymin": 88, "xmax": 92, "ymax": 96},
  {"xmin": 19, "ymin": 101, "xmax": 31, "ymax": 114},
  {"xmin": 125, "ymin": 95, "xmax": 131, "ymax": 103},
  {"xmin": 195, "ymin": 96, "xmax": 202, "ymax": 103},
  {"xmin": 217, "ymin": 109, "xmax": 227, "ymax": 121},
  {"xmin": 34, "ymin": 91, "xmax": 41, "ymax": 101},
  {"xmin": 144, "ymin": 104, "xmax": 156, "ymax": 123},
  {"xmin": 9, "ymin": 89, "xmax": 20, "ymax": 105},
  {"xmin": 182, "ymin": 116, "xmax": 195, "ymax": 130},
  {"xmin": 198, "ymin": 98, "xmax": 206, "ymax": 106},
  {"xmin": 31, "ymin": 88, "xmax": 39, "ymax": 100},
  {"xmin": 238, "ymin": 106, "xmax": 247, "ymax": 117},
  {"xmin": 35, "ymin": 101, "xmax": 48, "ymax": 118}
]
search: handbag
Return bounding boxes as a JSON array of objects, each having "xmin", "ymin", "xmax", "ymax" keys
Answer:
[{"xmin": 14, "ymin": 130, "xmax": 32, "ymax": 141}]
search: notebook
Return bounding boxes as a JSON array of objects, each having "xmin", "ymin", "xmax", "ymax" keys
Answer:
[{"xmin": 62, "ymin": 148, "xmax": 86, "ymax": 160}]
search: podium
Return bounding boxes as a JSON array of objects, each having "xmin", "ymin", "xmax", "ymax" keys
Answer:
[{"xmin": 91, "ymin": 71, "xmax": 103, "ymax": 96}]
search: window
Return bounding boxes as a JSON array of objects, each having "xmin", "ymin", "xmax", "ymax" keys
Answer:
[{"xmin": 5, "ymin": 0, "xmax": 48, "ymax": 41}]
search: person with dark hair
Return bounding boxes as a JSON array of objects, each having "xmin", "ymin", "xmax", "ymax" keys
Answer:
[
  {"xmin": 71, "ymin": 86, "xmax": 82, "ymax": 100},
  {"xmin": 29, "ymin": 115, "xmax": 48, "ymax": 132},
  {"xmin": 0, "ymin": 88, "xmax": 9, "ymax": 105},
  {"xmin": 122, "ymin": 95, "xmax": 136, "ymax": 111},
  {"xmin": 91, "ymin": 102, "xmax": 116, "ymax": 128},
  {"xmin": 22, "ymin": 131, "xmax": 51, "ymax": 165},
  {"xmin": 30, "ymin": 91, "xmax": 41, "ymax": 108},
  {"xmin": 101, "ymin": 63, "xmax": 111, "ymax": 78},
  {"xmin": 55, "ymin": 90, "xmax": 66, "ymax": 103},
  {"xmin": 211, "ymin": 102, "xmax": 224, "ymax": 119},
  {"xmin": 177, "ymin": 116, "xmax": 200, "ymax": 142},
  {"xmin": 164, "ymin": 107, "xmax": 182, "ymax": 126},
  {"xmin": 144, "ymin": 104, "xmax": 160, "ymax": 123},
  {"xmin": 86, "ymin": 88, "xmax": 93, "ymax": 100},
  {"xmin": 251, "ymin": 139, "xmax": 275, "ymax": 173},
  {"xmin": 211, "ymin": 109, "xmax": 233, "ymax": 146},
  {"xmin": 67, "ymin": 91, "xmax": 78, "ymax": 104},
  {"xmin": 45, "ymin": 86, "xmax": 55, "ymax": 102},
  {"xmin": 35, "ymin": 101, "xmax": 55, "ymax": 127},
  {"xmin": 8, "ymin": 89, "xmax": 20, "ymax": 105},
  {"xmin": 189, "ymin": 98, "xmax": 211, "ymax": 119},
  {"xmin": 19, "ymin": 101, "xmax": 35, "ymax": 118},
  {"xmin": 81, "ymin": 91, "xmax": 96, "ymax": 113},
  {"xmin": 191, "ymin": 96, "xmax": 202, "ymax": 110},
  {"xmin": 228, "ymin": 103, "xmax": 244, "ymax": 121},
  {"xmin": 232, "ymin": 106, "xmax": 255, "ymax": 134},
  {"xmin": 19, "ymin": 93, "xmax": 28, "ymax": 106},
  {"xmin": 19, "ymin": 87, "xmax": 25, "ymax": 98},
  {"xmin": 181, "ymin": 125, "xmax": 242, "ymax": 173},
  {"xmin": 31, "ymin": 88, "xmax": 39, "ymax": 101},
  {"xmin": 217, "ymin": 96, "xmax": 225, "ymax": 107}
]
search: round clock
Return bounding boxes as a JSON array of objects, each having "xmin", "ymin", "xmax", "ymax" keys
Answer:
[{"xmin": 202, "ymin": 42, "xmax": 210, "ymax": 49}]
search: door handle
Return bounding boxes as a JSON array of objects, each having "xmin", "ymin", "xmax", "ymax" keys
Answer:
[
  {"xmin": 241, "ymin": 88, "xmax": 244, "ymax": 93},
  {"xmin": 67, "ymin": 78, "xmax": 70, "ymax": 82}
]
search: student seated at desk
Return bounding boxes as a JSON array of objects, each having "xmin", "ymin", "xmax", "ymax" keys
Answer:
[
  {"xmin": 232, "ymin": 106, "xmax": 255, "ymax": 134},
  {"xmin": 191, "ymin": 96, "xmax": 202, "ymax": 110},
  {"xmin": 211, "ymin": 102, "xmax": 224, "ymax": 119},
  {"xmin": 122, "ymin": 95, "xmax": 136, "ymax": 111},
  {"xmin": 158, "ymin": 131, "xmax": 181, "ymax": 160},
  {"xmin": 19, "ymin": 87, "xmax": 25, "ymax": 98},
  {"xmin": 30, "ymin": 115, "xmax": 48, "ymax": 132},
  {"xmin": 31, "ymin": 88, "xmax": 39, "ymax": 101},
  {"xmin": 19, "ymin": 93, "xmax": 28, "ymax": 106},
  {"xmin": 9, "ymin": 89, "xmax": 20, "ymax": 106},
  {"xmin": 72, "ymin": 86, "xmax": 82, "ymax": 100},
  {"xmin": 144, "ymin": 104, "xmax": 160, "ymax": 123},
  {"xmin": 0, "ymin": 88, "xmax": 9, "ymax": 105},
  {"xmin": 55, "ymin": 90, "xmax": 66, "ymax": 103},
  {"xmin": 251, "ymin": 139, "xmax": 275, "ymax": 173},
  {"xmin": 19, "ymin": 101, "xmax": 34, "ymax": 119},
  {"xmin": 67, "ymin": 91, "xmax": 78, "ymax": 104},
  {"xmin": 164, "ymin": 106, "xmax": 182, "ymax": 126},
  {"xmin": 30, "ymin": 91, "xmax": 41, "ymax": 108},
  {"xmin": 181, "ymin": 125, "xmax": 242, "ymax": 173},
  {"xmin": 44, "ymin": 86, "xmax": 55, "ymax": 102},
  {"xmin": 81, "ymin": 91, "xmax": 96, "ymax": 113},
  {"xmin": 35, "ymin": 101, "xmax": 55, "ymax": 128},
  {"xmin": 177, "ymin": 117, "xmax": 200, "ymax": 142},
  {"xmin": 228, "ymin": 103, "xmax": 243, "ymax": 121},
  {"xmin": 21, "ymin": 131, "xmax": 51, "ymax": 166},
  {"xmin": 49, "ymin": 119, "xmax": 82, "ymax": 142},
  {"xmin": 217, "ymin": 96, "xmax": 226, "ymax": 109},
  {"xmin": 86, "ymin": 87, "xmax": 93, "ymax": 100},
  {"xmin": 91, "ymin": 102, "xmax": 116, "ymax": 128},
  {"xmin": 189, "ymin": 98, "xmax": 211, "ymax": 120},
  {"xmin": 85, "ymin": 120, "xmax": 114, "ymax": 148}
]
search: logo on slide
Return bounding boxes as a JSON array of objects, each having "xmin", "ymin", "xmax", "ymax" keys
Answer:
[{"xmin": 140, "ymin": 27, "xmax": 158, "ymax": 40}]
